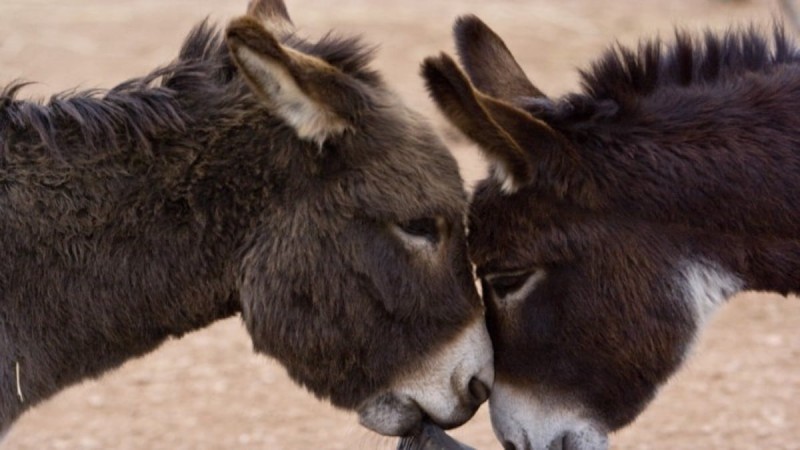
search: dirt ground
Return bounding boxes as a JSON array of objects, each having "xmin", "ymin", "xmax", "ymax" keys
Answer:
[{"xmin": 2, "ymin": 0, "xmax": 800, "ymax": 448}]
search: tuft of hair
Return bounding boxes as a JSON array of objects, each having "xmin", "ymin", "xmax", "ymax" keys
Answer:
[
  {"xmin": 582, "ymin": 24, "xmax": 798, "ymax": 102},
  {"xmin": 0, "ymin": 17, "xmax": 382, "ymax": 157},
  {"xmin": 0, "ymin": 19, "xmax": 236, "ymax": 156},
  {"xmin": 531, "ymin": 24, "xmax": 799, "ymax": 125},
  {"xmin": 283, "ymin": 32, "xmax": 381, "ymax": 85}
]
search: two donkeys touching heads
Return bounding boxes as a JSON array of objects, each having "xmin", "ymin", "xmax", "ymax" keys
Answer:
[{"xmin": 3, "ymin": 0, "xmax": 800, "ymax": 449}]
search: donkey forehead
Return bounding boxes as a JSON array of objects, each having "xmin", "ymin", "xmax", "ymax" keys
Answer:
[
  {"xmin": 468, "ymin": 188, "xmax": 571, "ymax": 269},
  {"xmin": 256, "ymin": 100, "xmax": 467, "ymax": 221},
  {"xmin": 254, "ymin": 29, "xmax": 466, "ymax": 216},
  {"xmin": 355, "ymin": 157, "xmax": 467, "ymax": 221},
  {"xmin": 469, "ymin": 179, "xmax": 549, "ymax": 225},
  {"xmin": 346, "ymin": 112, "xmax": 469, "ymax": 220}
]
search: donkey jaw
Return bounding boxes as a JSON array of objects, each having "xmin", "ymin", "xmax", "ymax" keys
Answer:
[
  {"xmin": 490, "ymin": 383, "xmax": 608, "ymax": 450},
  {"xmin": 357, "ymin": 317, "xmax": 494, "ymax": 436}
]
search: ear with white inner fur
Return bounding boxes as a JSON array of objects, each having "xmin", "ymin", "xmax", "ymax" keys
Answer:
[
  {"xmin": 226, "ymin": 16, "xmax": 364, "ymax": 145},
  {"xmin": 422, "ymin": 53, "xmax": 562, "ymax": 193},
  {"xmin": 246, "ymin": 0, "xmax": 294, "ymax": 37}
]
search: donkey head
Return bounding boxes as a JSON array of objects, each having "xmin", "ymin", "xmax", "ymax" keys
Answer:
[
  {"xmin": 422, "ymin": 16, "xmax": 722, "ymax": 450},
  {"xmin": 224, "ymin": 1, "xmax": 492, "ymax": 437}
]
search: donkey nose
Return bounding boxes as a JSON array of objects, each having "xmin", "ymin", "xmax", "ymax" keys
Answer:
[{"xmin": 467, "ymin": 376, "xmax": 490, "ymax": 406}]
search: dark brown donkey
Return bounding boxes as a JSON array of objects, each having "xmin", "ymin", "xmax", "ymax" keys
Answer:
[
  {"xmin": 0, "ymin": 0, "xmax": 495, "ymax": 439},
  {"xmin": 422, "ymin": 16, "xmax": 800, "ymax": 450}
]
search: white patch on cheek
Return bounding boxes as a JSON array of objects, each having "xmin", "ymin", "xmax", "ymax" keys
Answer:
[
  {"xmin": 679, "ymin": 260, "xmax": 742, "ymax": 326},
  {"xmin": 391, "ymin": 316, "xmax": 494, "ymax": 424},
  {"xmin": 490, "ymin": 382, "xmax": 608, "ymax": 450},
  {"xmin": 492, "ymin": 163, "xmax": 520, "ymax": 194},
  {"xmin": 678, "ymin": 260, "xmax": 743, "ymax": 364}
]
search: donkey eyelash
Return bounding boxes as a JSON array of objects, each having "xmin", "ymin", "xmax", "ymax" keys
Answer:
[
  {"xmin": 486, "ymin": 270, "xmax": 535, "ymax": 298},
  {"xmin": 396, "ymin": 217, "xmax": 440, "ymax": 244},
  {"xmin": 484, "ymin": 268, "xmax": 550, "ymax": 302}
]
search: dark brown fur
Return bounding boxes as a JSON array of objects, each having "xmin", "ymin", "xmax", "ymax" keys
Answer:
[
  {"xmin": 0, "ymin": 4, "xmax": 485, "ymax": 435},
  {"xmin": 424, "ymin": 16, "xmax": 800, "ymax": 438}
]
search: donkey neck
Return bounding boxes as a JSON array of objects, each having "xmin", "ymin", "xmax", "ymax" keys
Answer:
[
  {"xmin": 649, "ymin": 218, "xmax": 800, "ymax": 299},
  {"xmin": 590, "ymin": 140, "xmax": 800, "ymax": 297},
  {"xmin": 0, "ymin": 108, "xmax": 266, "ymax": 429},
  {"xmin": 533, "ymin": 67, "xmax": 800, "ymax": 301}
]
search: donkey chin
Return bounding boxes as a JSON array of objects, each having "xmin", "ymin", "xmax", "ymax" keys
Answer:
[
  {"xmin": 489, "ymin": 383, "xmax": 609, "ymax": 450},
  {"xmin": 357, "ymin": 319, "xmax": 494, "ymax": 436}
]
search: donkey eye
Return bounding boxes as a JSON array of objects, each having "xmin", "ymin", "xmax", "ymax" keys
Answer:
[
  {"xmin": 396, "ymin": 218, "xmax": 440, "ymax": 244},
  {"xmin": 487, "ymin": 271, "xmax": 535, "ymax": 298}
]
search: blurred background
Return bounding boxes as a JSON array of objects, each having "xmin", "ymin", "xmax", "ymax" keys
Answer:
[{"xmin": 1, "ymin": 0, "xmax": 799, "ymax": 448}]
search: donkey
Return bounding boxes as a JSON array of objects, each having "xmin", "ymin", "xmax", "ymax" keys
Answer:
[
  {"xmin": 0, "ymin": 0, "xmax": 496, "ymax": 439},
  {"xmin": 421, "ymin": 15, "xmax": 800, "ymax": 450}
]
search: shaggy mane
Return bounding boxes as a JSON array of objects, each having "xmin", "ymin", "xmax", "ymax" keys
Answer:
[
  {"xmin": 530, "ymin": 25, "xmax": 800, "ymax": 124},
  {"xmin": 0, "ymin": 19, "xmax": 378, "ymax": 155}
]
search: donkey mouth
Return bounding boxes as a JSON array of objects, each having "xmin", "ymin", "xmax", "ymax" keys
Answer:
[
  {"xmin": 357, "ymin": 392, "xmax": 424, "ymax": 436},
  {"xmin": 397, "ymin": 422, "xmax": 475, "ymax": 450},
  {"xmin": 357, "ymin": 370, "xmax": 488, "ymax": 437}
]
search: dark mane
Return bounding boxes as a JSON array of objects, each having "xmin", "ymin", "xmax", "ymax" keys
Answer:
[
  {"xmin": 0, "ymin": 19, "xmax": 378, "ymax": 155},
  {"xmin": 528, "ymin": 25, "xmax": 800, "ymax": 124}
]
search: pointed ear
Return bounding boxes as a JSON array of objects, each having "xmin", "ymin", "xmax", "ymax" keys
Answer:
[
  {"xmin": 226, "ymin": 16, "xmax": 364, "ymax": 145},
  {"xmin": 422, "ymin": 53, "xmax": 562, "ymax": 193},
  {"xmin": 454, "ymin": 15, "xmax": 546, "ymax": 102},
  {"xmin": 246, "ymin": 0, "xmax": 294, "ymax": 37}
]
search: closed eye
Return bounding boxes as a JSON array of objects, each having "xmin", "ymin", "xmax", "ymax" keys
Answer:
[
  {"xmin": 486, "ymin": 271, "xmax": 534, "ymax": 298},
  {"xmin": 485, "ymin": 268, "xmax": 546, "ymax": 300},
  {"xmin": 394, "ymin": 217, "xmax": 441, "ymax": 244}
]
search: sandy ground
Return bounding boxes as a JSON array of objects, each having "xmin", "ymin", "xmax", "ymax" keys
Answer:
[{"xmin": 1, "ymin": 0, "xmax": 800, "ymax": 448}]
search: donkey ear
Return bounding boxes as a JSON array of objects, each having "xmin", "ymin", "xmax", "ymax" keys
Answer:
[
  {"xmin": 226, "ymin": 16, "xmax": 362, "ymax": 145},
  {"xmin": 246, "ymin": 0, "xmax": 294, "ymax": 37},
  {"xmin": 422, "ymin": 53, "xmax": 562, "ymax": 193},
  {"xmin": 454, "ymin": 15, "xmax": 546, "ymax": 101}
]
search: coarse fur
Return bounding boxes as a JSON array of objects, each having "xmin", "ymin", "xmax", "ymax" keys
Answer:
[
  {"xmin": 423, "ymin": 16, "xmax": 800, "ymax": 450},
  {"xmin": 0, "ymin": 1, "xmax": 494, "ymax": 437}
]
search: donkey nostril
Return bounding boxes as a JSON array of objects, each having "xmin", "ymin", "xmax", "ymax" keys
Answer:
[
  {"xmin": 547, "ymin": 434, "xmax": 567, "ymax": 450},
  {"xmin": 503, "ymin": 441, "xmax": 518, "ymax": 450},
  {"xmin": 467, "ymin": 376, "xmax": 490, "ymax": 405}
]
